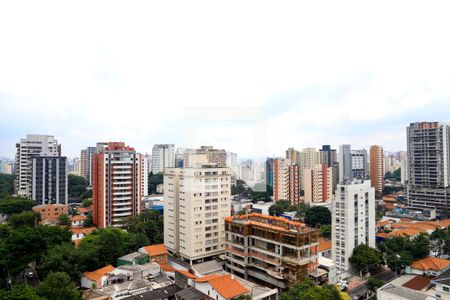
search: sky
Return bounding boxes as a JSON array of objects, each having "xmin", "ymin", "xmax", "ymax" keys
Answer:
[{"xmin": 1, "ymin": 1, "xmax": 450, "ymax": 160}]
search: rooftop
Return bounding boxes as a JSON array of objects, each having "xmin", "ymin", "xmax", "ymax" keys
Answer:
[
  {"xmin": 226, "ymin": 213, "xmax": 314, "ymax": 233},
  {"xmin": 378, "ymin": 283, "xmax": 429, "ymax": 300},
  {"xmin": 411, "ymin": 256, "xmax": 450, "ymax": 272},
  {"xmin": 83, "ymin": 265, "xmax": 115, "ymax": 281},
  {"xmin": 176, "ymin": 287, "xmax": 210, "ymax": 300},
  {"xmin": 141, "ymin": 244, "xmax": 168, "ymax": 257},
  {"xmin": 118, "ymin": 251, "xmax": 148, "ymax": 261}
]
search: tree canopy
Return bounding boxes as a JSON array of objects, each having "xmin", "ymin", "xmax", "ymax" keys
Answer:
[
  {"xmin": 0, "ymin": 197, "xmax": 34, "ymax": 216},
  {"xmin": 349, "ymin": 244, "xmax": 382, "ymax": 275},
  {"xmin": 148, "ymin": 173, "xmax": 163, "ymax": 194},
  {"xmin": 304, "ymin": 206, "xmax": 331, "ymax": 227},
  {"xmin": 68, "ymin": 174, "xmax": 88, "ymax": 199},
  {"xmin": 38, "ymin": 272, "xmax": 81, "ymax": 300},
  {"xmin": 280, "ymin": 279, "xmax": 344, "ymax": 300},
  {"xmin": 0, "ymin": 174, "xmax": 14, "ymax": 199}
]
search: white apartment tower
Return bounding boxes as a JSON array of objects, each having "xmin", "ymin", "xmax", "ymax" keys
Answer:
[
  {"xmin": 332, "ymin": 180, "xmax": 376, "ymax": 275},
  {"xmin": 164, "ymin": 166, "xmax": 231, "ymax": 263},
  {"xmin": 151, "ymin": 144, "xmax": 175, "ymax": 174},
  {"xmin": 15, "ymin": 134, "xmax": 61, "ymax": 198}
]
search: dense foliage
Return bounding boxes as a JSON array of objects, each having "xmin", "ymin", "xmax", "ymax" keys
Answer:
[
  {"xmin": 231, "ymin": 180, "xmax": 273, "ymax": 202},
  {"xmin": 68, "ymin": 175, "xmax": 88, "ymax": 199},
  {"xmin": 148, "ymin": 172, "xmax": 163, "ymax": 194},
  {"xmin": 385, "ymin": 168, "xmax": 401, "ymax": 181},
  {"xmin": 304, "ymin": 206, "xmax": 331, "ymax": 227},
  {"xmin": 0, "ymin": 197, "xmax": 34, "ymax": 216},
  {"xmin": 268, "ymin": 200, "xmax": 298, "ymax": 216},
  {"xmin": 120, "ymin": 210, "xmax": 164, "ymax": 245},
  {"xmin": 0, "ymin": 174, "xmax": 14, "ymax": 198},
  {"xmin": 280, "ymin": 279, "xmax": 344, "ymax": 300},
  {"xmin": 349, "ymin": 244, "xmax": 383, "ymax": 275}
]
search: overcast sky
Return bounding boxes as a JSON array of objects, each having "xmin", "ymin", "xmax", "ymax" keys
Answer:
[{"xmin": 1, "ymin": 1, "xmax": 450, "ymax": 159}]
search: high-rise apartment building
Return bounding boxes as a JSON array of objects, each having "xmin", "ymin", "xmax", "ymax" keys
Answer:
[
  {"xmin": 80, "ymin": 146, "xmax": 96, "ymax": 185},
  {"xmin": 299, "ymin": 148, "xmax": 320, "ymax": 191},
  {"xmin": 31, "ymin": 156, "xmax": 68, "ymax": 205},
  {"xmin": 225, "ymin": 214, "xmax": 320, "ymax": 289},
  {"xmin": 273, "ymin": 158, "xmax": 301, "ymax": 204},
  {"xmin": 265, "ymin": 158, "xmax": 275, "ymax": 188},
  {"xmin": 141, "ymin": 154, "xmax": 149, "ymax": 197},
  {"xmin": 286, "ymin": 148, "xmax": 300, "ymax": 164},
  {"xmin": 407, "ymin": 122, "xmax": 450, "ymax": 212},
  {"xmin": 151, "ymin": 144, "xmax": 175, "ymax": 174},
  {"xmin": 370, "ymin": 145, "xmax": 384, "ymax": 194},
  {"xmin": 182, "ymin": 146, "xmax": 227, "ymax": 168},
  {"xmin": 332, "ymin": 180, "xmax": 375, "ymax": 275},
  {"xmin": 338, "ymin": 145, "xmax": 353, "ymax": 184},
  {"xmin": 319, "ymin": 145, "xmax": 337, "ymax": 168},
  {"xmin": 15, "ymin": 134, "xmax": 61, "ymax": 198},
  {"xmin": 92, "ymin": 142, "xmax": 142, "ymax": 228},
  {"xmin": 304, "ymin": 164, "xmax": 333, "ymax": 203},
  {"xmin": 351, "ymin": 149, "xmax": 369, "ymax": 180},
  {"xmin": 164, "ymin": 166, "xmax": 231, "ymax": 263},
  {"xmin": 226, "ymin": 151, "xmax": 238, "ymax": 167},
  {"xmin": 0, "ymin": 160, "xmax": 14, "ymax": 175}
]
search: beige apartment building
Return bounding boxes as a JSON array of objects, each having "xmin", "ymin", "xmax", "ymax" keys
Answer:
[
  {"xmin": 164, "ymin": 166, "xmax": 231, "ymax": 263},
  {"xmin": 304, "ymin": 164, "xmax": 333, "ymax": 203},
  {"xmin": 369, "ymin": 145, "xmax": 384, "ymax": 195}
]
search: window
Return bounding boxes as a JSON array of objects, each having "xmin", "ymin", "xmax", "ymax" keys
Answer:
[{"xmin": 444, "ymin": 286, "xmax": 449, "ymax": 292}]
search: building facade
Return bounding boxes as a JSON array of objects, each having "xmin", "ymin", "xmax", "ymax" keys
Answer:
[
  {"xmin": 92, "ymin": 142, "xmax": 142, "ymax": 228},
  {"xmin": 319, "ymin": 145, "xmax": 337, "ymax": 168},
  {"xmin": 332, "ymin": 181, "xmax": 376, "ymax": 275},
  {"xmin": 370, "ymin": 145, "xmax": 384, "ymax": 195},
  {"xmin": 265, "ymin": 158, "xmax": 275, "ymax": 188},
  {"xmin": 407, "ymin": 122, "xmax": 450, "ymax": 212},
  {"xmin": 338, "ymin": 144, "xmax": 353, "ymax": 184},
  {"xmin": 80, "ymin": 146, "xmax": 96, "ymax": 185},
  {"xmin": 351, "ymin": 149, "xmax": 369, "ymax": 180},
  {"xmin": 15, "ymin": 134, "xmax": 61, "ymax": 198},
  {"xmin": 225, "ymin": 214, "xmax": 320, "ymax": 289},
  {"xmin": 164, "ymin": 166, "xmax": 231, "ymax": 263},
  {"xmin": 31, "ymin": 156, "xmax": 68, "ymax": 205},
  {"xmin": 151, "ymin": 144, "xmax": 175, "ymax": 174},
  {"xmin": 273, "ymin": 158, "xmax": 301, "ymax": 204},
  {"xmin": 286, "ymin": 148, "xmax": 300, "ymax": 165},
  {"xmin": 303, "ymin": 164, "xmax": 333, "ymax": 203}
]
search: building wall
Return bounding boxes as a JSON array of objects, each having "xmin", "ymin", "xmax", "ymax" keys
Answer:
[
  {"xmin": 31, "ymin": 156, "xmax": 68, "ymax": 205},
  {"xmin": 164, "ymin": 167, "xmax": 231, "ymax": 262},
  {"xmin": 332, "ymin": 181, "xmax": 375, "ymax": 274},
  {"xmin": 304, "ymin": 164, "xmax": 333, "ymax": 203},
  {"xmin": 15, "ymin": 134, "xmax": 60, "ymax": 198},
  {"xmin": 92, "ymin": 142, "xmax": 142, "ymax": 228},
  {"xmin": 151, "ymin": 144, "xmax": 175, "ymax": 174},
  {"xmin": 32, "ymin": 204, "xmax": 68, "ymax": 222},
  {"xmin": 370, "ymin": 145, "xmax": 384, "ymax": 194}
]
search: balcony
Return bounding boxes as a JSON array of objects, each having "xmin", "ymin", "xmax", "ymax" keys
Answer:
[
  {"xmin": 250, "ymin": 250, "xmax": 279, "ymax": 265},
  {"xmin": 226, "ymin": 246, "xmax": 245, "ymax": 257}
]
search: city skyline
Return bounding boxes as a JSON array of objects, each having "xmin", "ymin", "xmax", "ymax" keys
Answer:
[{"xmin": 2, "ymin": 2, "xmax": 450, "ymax": 158}]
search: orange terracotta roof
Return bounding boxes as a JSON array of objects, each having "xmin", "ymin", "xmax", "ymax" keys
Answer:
[
  {"xmin": 194, "ymin": 273, "xmax": 223, "ymax": 283},
  {"xmin": 387, "ymin": 228, "xmax": 422, "ymax": 237},
  {"xmin": 377, "ymin": 220, "xmax": 391, "ymax": 226},
  {"xmin": 77, "ymin": 207, "xmax": 92, "ymax": 213},
  {"xmin": 437, "ymin": 219, "xmax": 450, "ymax": 228},
  {"xmin": 376, "ymin": 232, "xmax": 389, "ymax": 238},
  {"xmin": 159, "ymin": 263, "xmax": 175, "ymax": 272},
  {"xmin": 143, "ymin": 244, "xmax": 168, "ymax": 257},
  {"xmin": 208, "ymin": 274, "xmax": 249, "ymax": 299},
  {"xmin": 71, "ymin": 215, "xmax": 88, "ymax": 221},
  {"xmin": 410, "ymin": 256, "xmax": 450, "ymax": 271},
  {"xmin": 176, "ymin": 269, "xmax": 197, "ymax": 279},
  {"xmin": 83, "ymin": 265, "xmax": 115, "ymax": 281},
  {"xmin": 225, "ymin": 213, "xmax": 305, "ymax": 229},
  {"xmin": 311, "ymin": 238, "xmax": 331, "ymax": 253}
]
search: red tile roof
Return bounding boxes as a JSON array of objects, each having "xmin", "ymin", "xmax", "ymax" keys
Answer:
[
  {"xmin": 83, "ymin": 265, "xmax": 115, "ymax": 281},
  {"xmin": 208, "ymin": 274, "xmax": 249, "ymax": 299},
  {"xmin": 176, "ymin": 269, "xmax": 197, "ymax": 279},
  {"xmin": 142, "ymin": 244, "xmax": 168, "ymax": 257},
  {"xmin": 71, "ymin": 215, "xmax": 88, "ymax": 221},
  {"xmin": 410, "ymin": 256, "xmax": 450, "ymax": 271},
  {"xmin": 194, "ymin": 273, "xmax": 222, "ymax": 283},
  {"xmin": 402, "ymin": 276, "xmax": 432, "ymax": 290},
  {"xmin": 159, "ymin": 263, "xmax": 175, "ymax": 272}
]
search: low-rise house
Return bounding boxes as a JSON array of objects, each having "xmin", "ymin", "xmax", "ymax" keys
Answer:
[
  {"xmin": 377, "ymin": 274, "xmax": 435, "ymax": 300},
  {"xmin": 139, "ymin": 244, "xmax": 169, "ymax": 264},
  {"xmin": 32, "ymin": 204, "xmax": 68, "ymax": 223},
  {"xmin": 407, "ymin": 256, "xmax": 450, "ymax": 277},
  {"xmin": 117, "ymin": 252, "xmax": 149, "ymax": 266},
  {"xmin": 81, "ymin": 265, "xmax": 116, "ymax": 289},
  {"xmin": 193, "ymin": 274, "xmax": 249, "ymax": 300},
  {"xmin": 71, "ymin": 215, "xmax": 88, "ymax": 227},
  {"xmin": 77, "ymin": 206, "xmax": 92, "ymax": 217},
  {"xmin": 71, "ymin": 227, "xmax": 95, "ymax": 245},
  {"xmin": 311, "ymin": 238, "xmax": 332, "ymax": 259},
  {"xmin": 432, "ymin": 268, "xmax": 450, "ymax": 299}
]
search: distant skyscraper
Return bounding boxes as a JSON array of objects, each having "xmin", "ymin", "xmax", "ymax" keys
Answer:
[
  {"xmin": 319, "ymin": 145, "xmax": 337, "ymax": 168},
  {"xmin": 80, "ymin": 146, "xmax": 96, "ymax": 185},
  {"xmin": 332, "ymin": 180, "xmax": 375, "ymax": 275},
  {"xmin": 0, "ymin": 160, "xmax": 14, "ymax": 175},
  {"xmin": 151, "ymin": 144, "xmax": 175, "ymax": 174},
  {"xmin": 407, "ymin": 122, "xmax": 450, "ymax": 212},
  {"xmin": 226, "ymin": 151, "xmax": 238, "ymax": 167},
  {"xmin": 31, "ymin": 156, "xmax": 68, "ymax": 205},
  {"xmin": 265, "ymin": 158, "xmax": 275, "ymax": 188},
  {"xmin": 370, "ymin": 145, "xmax": 384, "ymax": 194},
  {"xmin": 351, "ymin": 149, "xmax": 369, "ymax": 180},
  {"xmin": 304, "ymin": 164, "xmax": 333, "ymax": 203},
  {"xmin": 92, "ymin": 142, "xmax": 142, "ymax": 228},
  {"xmin": 286, "ymin": 147, "xmax": 300, "ymax": 164},
  {"xmin": 338, "ymin": 145, "xmax": 353, "ymax": 184},
  {"xmin": 164, "ymin": 166, "xmax": 231, "ymax": 263},
  {"xmin": 15, "ymin": 134, "xmax": 61, "ymax": 198},
  {"xmin": 273, "ymin": 158, "xmax": 301, "ymax": 204},
  {"xmin": 182, "ymin": 146, "xmax": 227, "ymax": 168},
  {"xmin": 299, "ymin": 148, "xmax": 320, "ymax": 191}
]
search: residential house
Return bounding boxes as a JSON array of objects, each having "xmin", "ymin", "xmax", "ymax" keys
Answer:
[
  {"xmin": 406, "ymin": 257, "xmax": 450, "ymax": 277},
  {"xmin": 71, "ymin": 215, "xmax": 88, "ymax": 227},
  {"xmin": 81, "ymin": 265, "xmax": 115, "ymax": 289},
  {"xmin": 139, "ymin": 244, "xmax": 169, "ymax": 264},
  {"xmin": 117, "ymin": 252, "xmax": 149, "ymax": 266}
]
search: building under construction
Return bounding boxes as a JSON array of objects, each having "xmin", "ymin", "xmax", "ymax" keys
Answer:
[{"xmin": 224, "ymin": 213, "xmax": 320, "ymax": 290}]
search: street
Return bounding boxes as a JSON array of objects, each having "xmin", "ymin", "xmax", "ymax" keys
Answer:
[{"xmin": 349, "ymin": 269, "xmax": 397, "ymax": 299}]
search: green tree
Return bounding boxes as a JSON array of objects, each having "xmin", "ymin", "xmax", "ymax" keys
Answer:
[
  {"xmin": 268, "ymin": 200, "xmax": 291, "ymax": 216},
  {"xmin": 386, "ymin": 251, "xmax": 412, "ymax": 273},
  {"xmin": 68, "ymin": 175, "xmax": 87, "ymax": 199},
  {"xmin": 148, "ymin": 173, "xmax": 163, "ymax": 194},
  {"xmin": 304, "ymin": 206, "xmax": 331, "ymax": 227},
  {"xmin": 0, "ymin": 197, "xmax": 34, "ymax": 216},
  {"xmin": 349, "ymin": 244, "xmax": 382, "ymax": 276},
  {"xmin": 280, "ymin": 279, "xmax": 341, "ymax": 300},
  {"xmin": 320, "ymin": 224, "xmax": 332, "ymax": 239},
  {"xmin": 0, "ymin": 174, "xmax": 14, "ymax": 199},
  {"xmin": 411, "ymin": 234, "xmax": 430, "ymax": 260},
  {"xmin": 38, "ymin": 272, "xmax": 81, "ymax": 300},
  {"xmin": 0, "ymin": 285, "xmax": 45, "ymax": 300},
  {"xmin": 58, "ymin": 213, "xmax": 70, "ymax": 226},
  {"xmin": 366, "ymin": 278, "xmax": 384, "ymax": 296},
  {"xmin": 8, "ymin": 211, "xmax": 41, "ymax": 228},
  {"xmin": 82, "ymin": 198, "xmax": 92, "ymax": 207},
  {"xmin": 38, "ymin": 243, "xmax": 81, "ymax": 283}
]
